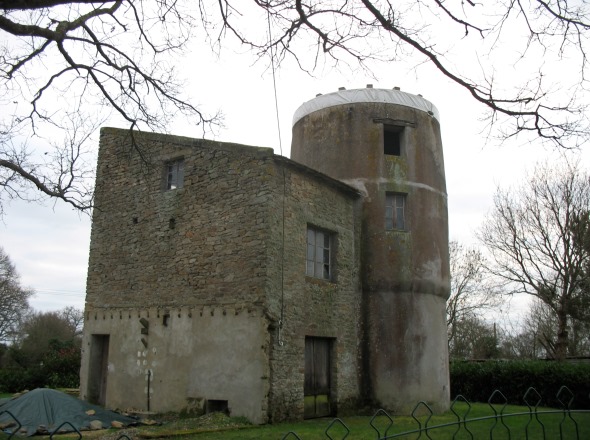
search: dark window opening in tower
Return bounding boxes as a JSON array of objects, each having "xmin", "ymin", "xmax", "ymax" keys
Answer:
[
  {"xmin": 385, "ymin": 193, "xmax": 406, "ymax": 230},
  {"xmin": 306, "ymin": 227, "xmax": 333, "ymax": 280},
  {"xmin": 384, "ymin": 126, "xmax": 403, "ymax": 156}
]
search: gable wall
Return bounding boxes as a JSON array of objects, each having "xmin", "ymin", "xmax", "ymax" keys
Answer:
[
  {"xmin": 81, "ymin": 128, "xmax": 277, "ymax": 422},
  {"xmin": 86, "ymin": 128, "xmax": 275, "ymax": 308}
]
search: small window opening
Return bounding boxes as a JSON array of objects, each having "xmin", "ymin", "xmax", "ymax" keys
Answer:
[
  {"xmin": 306, "ymin": 227, "xmax": 333, "ymax": 280},
  {"xmin": 162, "ymin": 314, "xmax": 170, "ymax": 326},
  {"xmin": 169, "ymin": 218, "xmax": 176, "ymax": 229},
  {"xmin": 207, "ymin": 399, "xmax": 229, "ymax": 414},
  {"xmin": 385, "ymin": 193, "xmax": 406, "ymax": 230},
  {"xmin": 384, "ymin": 126, "xmax": 403, "ymax": 156},
  {"xmin": 166, "ymin": 159, "xmax": 184, "ymax": 190}
]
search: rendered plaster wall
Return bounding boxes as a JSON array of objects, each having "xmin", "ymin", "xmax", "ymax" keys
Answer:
[
  {"xmin": 79, "ymin": 305, "xmax": 269, "ymax": 422},
  {"xmin": 291, "ymin": 88, "xmax": 450, "ymax": 413},
  {"xmin": 264, "ymin": 161, "xmax": 363, "ymax": 421}
]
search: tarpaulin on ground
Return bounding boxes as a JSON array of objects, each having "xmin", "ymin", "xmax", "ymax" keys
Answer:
[{"xmin": 0, "ymin": 388, "xmax": 137, "ymax": 436}]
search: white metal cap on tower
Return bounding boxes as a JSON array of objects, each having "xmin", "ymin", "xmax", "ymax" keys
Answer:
[{"xmin": 292, "ymin": 87, "xmax": 440, "ymax": 126}]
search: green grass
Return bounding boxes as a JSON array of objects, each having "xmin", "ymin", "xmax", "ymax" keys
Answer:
[
  {"xmin": 7, "ymin": 403, "xmax": 590, "ymax": 439},
  {"xmin": 129, "ymin": 403, "xmax": 590, "ymax": 439}
]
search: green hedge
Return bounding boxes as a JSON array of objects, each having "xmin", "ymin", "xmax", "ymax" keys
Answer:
[
  {"xmin": 450, "ymin": 360, "xmax": 590, "ymax": 409},
  {"xmin": 0, "ymin": 341, "xmax": 80, "ymax": 393}
]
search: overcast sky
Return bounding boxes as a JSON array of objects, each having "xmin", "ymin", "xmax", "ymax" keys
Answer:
[{"xmin": 1, "ymin": 10, "xmax": 588, "ymax": 320}]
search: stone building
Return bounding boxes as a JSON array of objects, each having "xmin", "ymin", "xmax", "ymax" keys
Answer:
[{"xmin": 80, "ymin": 87, "xmax": 450, "ymax": 423}]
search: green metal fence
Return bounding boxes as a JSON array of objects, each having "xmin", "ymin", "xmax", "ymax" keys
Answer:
[{"xmin": 282, "ymin": 386, "xmax": 590, "ymax": 439}]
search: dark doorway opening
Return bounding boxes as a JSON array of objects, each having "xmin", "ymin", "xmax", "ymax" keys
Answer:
[
  {"xmin": 304, "ymin": 337, "xmax": 333, "ymax": 418},
  {"xmin": 87, "ymin": 334, "xmax": 110, "ymax": 406}
]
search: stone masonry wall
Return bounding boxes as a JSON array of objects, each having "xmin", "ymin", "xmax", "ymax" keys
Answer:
[
  {"xmin": 265, "ymin": 160, "xmax": 363, "ymax": 421},
  {"xmin": 86, "ymin": 128, "xmax": 275, "ymax": 309}
]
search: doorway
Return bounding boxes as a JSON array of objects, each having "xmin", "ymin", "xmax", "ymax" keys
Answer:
[
  {"xmin": 304, "ymin": 337, "xmax": 333, "ymax": 418},
  {"xmin": 87, "ymin": 334, "xmax": 110, "ymax": 406}
]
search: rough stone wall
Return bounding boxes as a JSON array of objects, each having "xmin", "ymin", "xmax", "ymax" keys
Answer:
[
  {"xmin": 265, "ymin": 160, "xmax": 363, "ymax": 421},
  {"xmin": 86, "ymin": 128, "xmax": 275, "ymax": 308}
]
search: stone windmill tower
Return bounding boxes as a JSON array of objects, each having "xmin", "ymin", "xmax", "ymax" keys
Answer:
[{"xmin": 291, "ymin": 86, "xmax": 450, "ymax": 412}]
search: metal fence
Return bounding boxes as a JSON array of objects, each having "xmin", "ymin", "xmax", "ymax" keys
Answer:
[
  {"xmin": 282, "ymin": 386, "xmax": 590, "ymax": 439},
  {"xmin": 1, "ymin": 386, "xmax": 588, "ymax": 439},
  {"xmin": 0, "ymin": 410, "xmax": 83, "ymax": 439}
]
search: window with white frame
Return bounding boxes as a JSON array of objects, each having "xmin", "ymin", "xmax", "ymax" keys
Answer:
[
  {"xmin": 385, "ymin": 193, "xmax": 406, "ymax": 230},
  {"xmin": 306, "ymin": 227, "xmax": 332, "ymax": 280},
  {"xmin": 166, "ymin": 159, "xmax": 184, "ymax": 190}
]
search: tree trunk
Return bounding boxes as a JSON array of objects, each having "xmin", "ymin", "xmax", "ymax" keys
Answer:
[{"xmin": 555, "ymin": 309, "xmax": 569, "ymax": 361}]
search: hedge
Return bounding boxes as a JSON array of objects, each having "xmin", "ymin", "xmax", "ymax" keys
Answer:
[{"xmin": 450, "ymin": 360, "xmax": 590, "ymax": 409}]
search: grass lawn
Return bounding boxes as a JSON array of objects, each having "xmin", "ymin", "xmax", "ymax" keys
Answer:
[{"xmin": 112, "ymin": 403, "xmax": 590, "ymax": 439}]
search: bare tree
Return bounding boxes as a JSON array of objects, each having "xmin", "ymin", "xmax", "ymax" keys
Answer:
[
  {"xmin": 446, "ymin": 240, "xmax": 500, "ymax": 349},
  {"xmin": 1, "ymin": 1, "xmax": 219, "ymax": 214},
  {"xmin": 18, "ymin": 307, "xmax": 81, "ymax": 363},
  {"xmin": 573, "ymin": 210, "xmax": 590, "ymax": 296},
  {"xmin": 0, "ymin": 246, "xmax": 32, "ymax": 342},
  {"xmin": 213, "ymin": 1, "xmax": 590, "ymax": 148},
  {"xmin": 449, "ymin": 315, "xmax": 500, "ymax": 360},
  {"xmin": 502, "ymin": 298, "xmax": 590, "ymax": 359},
  {"xmin": 3, "ymin": 1, "xmax": 590, "ymax": 214},
  {"xmin": 60, "ymin": 305, "xmax": 83, "ymax": 336},
  {"xmin": 478, "ymin": 159, "xmax": 590, "ymax": 360}
]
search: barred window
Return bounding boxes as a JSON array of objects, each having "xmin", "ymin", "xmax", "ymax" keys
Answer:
[
  {"xmin": 306, "ymin": 227, "xmax": 332, "ymax": 280},
  {"xmin": 166, "ymin": 159, "xmax": 184, "ymax": 190},
  {"xmin": 385, "ymin": 193, "xmax": 406, "ymax": 230}
]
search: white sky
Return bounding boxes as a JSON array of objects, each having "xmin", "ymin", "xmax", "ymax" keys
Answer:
[{"xmin": 1, "ymin": 9, "xmax": 588, "ymax": 321}]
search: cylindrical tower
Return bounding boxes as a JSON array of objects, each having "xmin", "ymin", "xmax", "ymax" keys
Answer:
[{"xmin": 291, "ymin": 87, "xmax": 450, "ymax": 412}]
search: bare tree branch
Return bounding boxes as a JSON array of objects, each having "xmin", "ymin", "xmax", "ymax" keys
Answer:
[
  {"xmin": 209, "ymin": 0, "xmax": 590, "ymax": 147},
  {"xmin": 1, "ymin": 1, "xmax": 219, "ymax": 213},
  {"xmin": 2, "ymin": 0, "xmax": 590, "ymax": 214}
]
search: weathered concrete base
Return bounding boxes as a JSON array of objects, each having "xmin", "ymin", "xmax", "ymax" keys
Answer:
[
  {"xmin": 79, "ymin": 306, "xmax": 270, "ymax": 423},
  {"xmin": 366, "ymin": 292, "xmax": 450, "ymax": 414}
]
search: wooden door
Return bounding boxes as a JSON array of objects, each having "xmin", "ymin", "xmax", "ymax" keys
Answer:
[{"xmin": 304, "ymin": 337, "xmax": 332, "ymax": 418}]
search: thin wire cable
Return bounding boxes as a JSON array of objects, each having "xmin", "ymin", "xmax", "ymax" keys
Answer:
[
  {"xmin": 268, "ymin": 14, "xmax": 283, "ymax": 156},
  {"xmin": 267, "ymin": 10, "xmax": 286, "ymax": 346}
]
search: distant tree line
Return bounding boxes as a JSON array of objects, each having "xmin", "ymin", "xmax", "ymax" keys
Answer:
[{"xmin": 0, "ymin": 246, "xmax": 82, "ymax": 391}]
